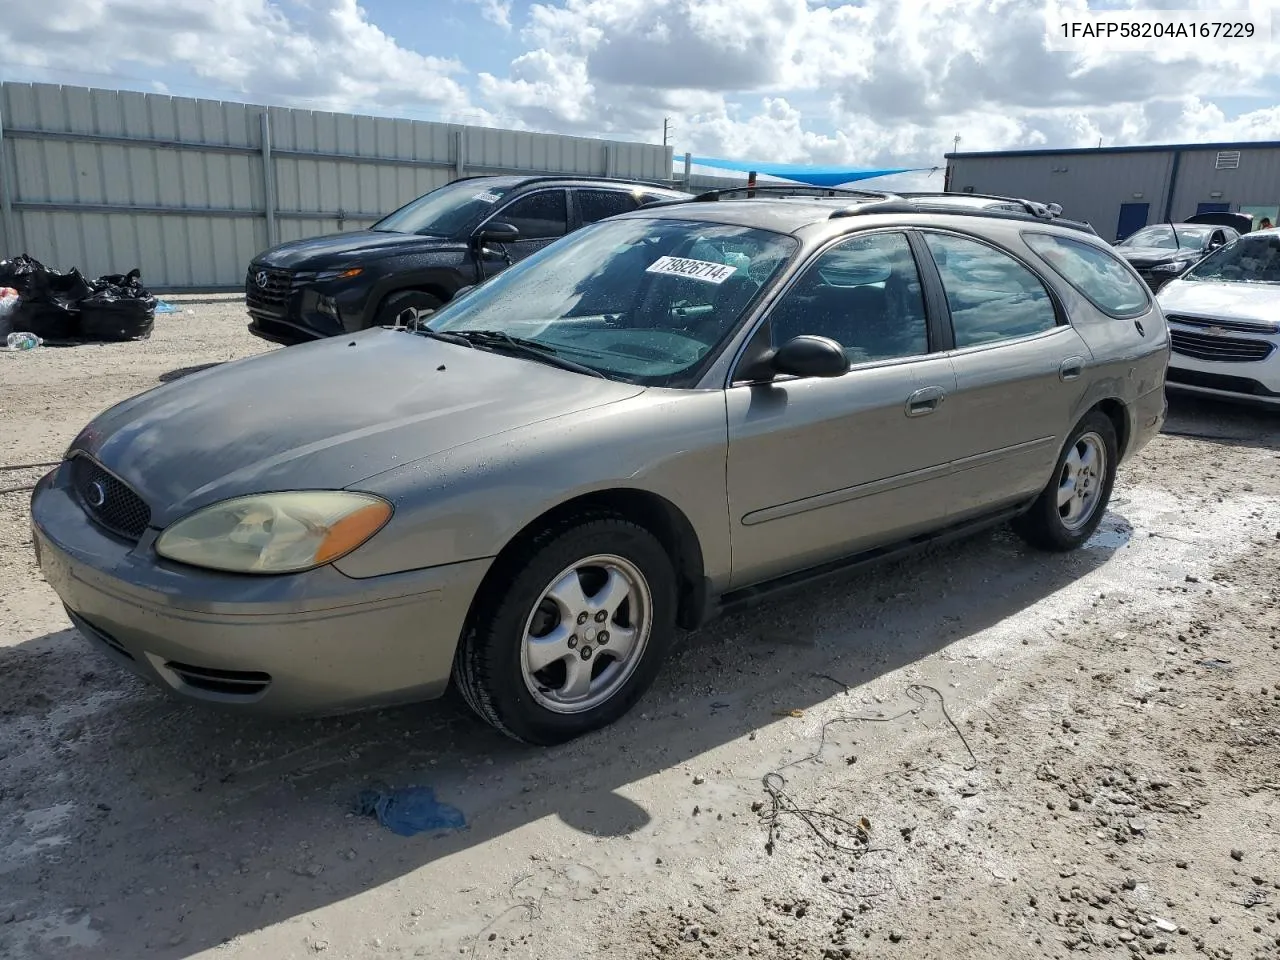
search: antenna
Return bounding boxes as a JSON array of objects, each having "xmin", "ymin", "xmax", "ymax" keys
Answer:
[{"xmin": 663, "ymin": 117, "xmax": 672, "ymax": 147}]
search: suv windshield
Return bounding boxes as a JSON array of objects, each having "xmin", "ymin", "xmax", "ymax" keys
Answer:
[
  {"xmin": 426, "ymin": 217, "xmax": 798, "ymax": 386},
  {"xmin": 373, "ymin": 180, "xmax": 514, "ymax": 237},
  {"xmin": 1182, "ymin": 233, "xmax": 1280, "ymax": 284},
  {"xmin": 1119, "ymin": 225, "xmax": 1213, "ymax": 251}
]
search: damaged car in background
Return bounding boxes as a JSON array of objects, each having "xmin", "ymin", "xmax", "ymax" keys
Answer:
[
  {"xmin": 1115, "ymin": 222, "xmax": 1239, "ymax": 292},
  {"xmin": 244, "ymin": 174, "xmax": 690, "ymax": 346},
  {"xmin": 1158, "ymin": 227, "xmax": 1280, "ymax": 407},
  {"xmin": 33, "ymin": 187, "xmax": 1168, "ymax": 746}
]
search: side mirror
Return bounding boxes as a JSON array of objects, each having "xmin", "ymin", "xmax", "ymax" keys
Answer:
[
  {"xmin": 742, "ymin": 335, "xmax": 850, "ymax": 381},
  {"xmin": 477, "ymin": 221, "xmax": 520, "ymax": 244}
]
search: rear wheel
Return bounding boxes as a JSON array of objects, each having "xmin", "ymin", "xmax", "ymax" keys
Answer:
[
  {"xmin": 1012, "ymin": 410, "xmax": 1118, "ymax": 552},
  {"xmin": 454, "ymin": 514, "xmax": 677, "ymax": 745},
  {"xmin": 372, "ymin": 290, "xmax": 442, "ymax": 328}
]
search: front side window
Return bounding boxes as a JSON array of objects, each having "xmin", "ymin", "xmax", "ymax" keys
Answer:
[
  {"xmin": 766, "ymin": 232, "xmax": 929, "ymax": 364},
  {"xmin": 1182, "ymin": 233, "xmax": 1280, "ymax": 284},
  {"xmin": 1023, "ymin": 232, "xmax": 1150, "ymax": 318},
  {"xmin": 496, "ymin": 190, "xmax": 569, "ymax": 240},
  {"xmin": 923, "ymin": 233, "xmax": 1058, "ymax": 347},
  {"xmin": 576, "ymin": 189, "xmax": 640, "ymax": 224},
  {"xmin": 426, "ymin": 217, "xmax": 798, "ymax": 386}
]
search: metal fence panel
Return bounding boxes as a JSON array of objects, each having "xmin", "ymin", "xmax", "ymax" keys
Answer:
[{"xmin": 0, "ymin": 81, "xmax": 674, "ymax": 291}]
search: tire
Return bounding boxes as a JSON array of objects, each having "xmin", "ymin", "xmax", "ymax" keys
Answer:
[
  {"xmin": 372, "ymin": 290, "xmax": 442, "ymax": 328},
  {"xmin": 453, "ymin": 513, "xmax": 678, "ymax": 745},
  {"xmin": 1012, "ymin": 410, "xmax": 1118, "ymax": 552}
]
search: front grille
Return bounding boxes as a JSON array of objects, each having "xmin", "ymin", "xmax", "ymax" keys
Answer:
[
  {"xmin": 1166, "ymin": 367, "xmax": 1280, "ymax": 398},
  {"xmin": 69, "ymin": 455, "xmax": 151, "ymax": 540},
  {"xmin": 1167, "ymin": 313, "xmax": 1280, "ymax": 335},
  {"xmin": 245, "ymin": 265, "xmax": 294, "ymax": 316},
  {"xmin": 165, "ymin": 662, "xmax": 272, "ymax": 698},
  {"xmin": 1169, "ymin": 329, "xmax": 1275, "ymax": 363}
]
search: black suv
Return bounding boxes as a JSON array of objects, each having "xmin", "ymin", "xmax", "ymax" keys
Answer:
[{"xmin": 245, "ymin": 174, "xmax": 691, "ymax": 345}]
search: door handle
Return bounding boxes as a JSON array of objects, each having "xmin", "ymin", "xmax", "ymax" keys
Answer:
[
  {"xmin": 906, "ymin": 385, "xmax": 946, "ymax": 417},
  {"xmin": 1059, "ymin": 356, "xmax": 1085, "ymax": 381}
]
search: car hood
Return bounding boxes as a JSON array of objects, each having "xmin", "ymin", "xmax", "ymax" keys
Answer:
[
  {"xmin": 70, "ymin": 331, "xmax": 644, "ymax": 526},
  {"xmin": 1117, "ymin": 246, "xmax": 1200, "ymax": 265},
  {"xmin": 1157, "ymin": 278, "xmax": 1280, "ymax": 326},
  {"xmin": 253, "ymin": 230, "xmax": 453, "ymax": 269}
]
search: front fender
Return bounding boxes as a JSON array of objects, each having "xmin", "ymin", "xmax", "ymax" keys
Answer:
[{"xmin": 333, "ymin": 389, "xmax": 733, "ymax": 593}]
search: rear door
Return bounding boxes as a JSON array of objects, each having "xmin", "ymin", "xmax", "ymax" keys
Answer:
[
  {"xmin": 915, "ymin": 229, "xmax": 1093, "ymax": 521},
  {"xmin": 724, "ymin": 230, "xmax": 959, "ymax": 589},
  {"xmin": 571, "ymin": 188, "xmax": 641, "ymax": 228}
]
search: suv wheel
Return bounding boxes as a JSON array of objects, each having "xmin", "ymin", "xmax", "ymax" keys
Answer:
[
  {"xmin": 373, "ymin": 290, "xmax": 442, "ymax": 328},
  {"xmin": 1012, "ymin": 410, "xmax": 1118, "ymax": 552},
  {"xmin": 454, "ymin": 513, "xmax": 677, "ymax": 745}
]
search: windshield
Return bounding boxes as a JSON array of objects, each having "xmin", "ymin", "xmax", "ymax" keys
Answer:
[
  {"xmin": 1182, "ymin": 234, "xmax": 1280, "ymax": 284},
  {"xmin": 372, "ymin": 180, "xmax": 514, "ymax": 236},
  {"xmin": 426, "ymin": 217, "xmax": 799, "ymax": 386},
  {"xmin": 1119, "ymin": 225, "xmax": 1213, "ymax": 251}
]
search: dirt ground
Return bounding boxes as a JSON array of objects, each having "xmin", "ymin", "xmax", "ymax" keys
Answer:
[{"xmin": 1, "ymin": 298, "xmax": 1278, "ymax": 960}]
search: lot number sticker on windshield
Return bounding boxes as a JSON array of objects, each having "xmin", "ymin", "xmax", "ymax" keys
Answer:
[
  {"xmin": 645, "ymin": 255, "xmax": 737, "ymax": 284},
  {"xmin": 473, "ymin": 191, "xmax": 502, "ymax": 203}
]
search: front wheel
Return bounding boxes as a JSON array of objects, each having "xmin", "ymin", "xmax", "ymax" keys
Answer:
[
  {"xmin": 372, "ymin": 290, "xmax": 442, "ymax": 329},
  {"xmin": 453, "ymin": 514, "xmax": 677, "ymax": 745},
  {"xmin": 1012, "ymin": 410, "xmax": 1118, "ymax": 552}
]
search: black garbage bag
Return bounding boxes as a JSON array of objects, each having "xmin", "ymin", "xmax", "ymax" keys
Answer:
[
  {"xmin": 0, "ymin": 254, "xmax": 47, "ymax": 298},
  {"xmin": 80, "ymin": 268, "xmax": 156, "ymax": 341},
  {"xmin": 10, "ymin": 263, "xmax": 95, "ymax": 340}
]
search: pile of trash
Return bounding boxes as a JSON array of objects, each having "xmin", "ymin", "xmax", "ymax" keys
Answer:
[{"xmin": 0, "ymin": 255, "xmax": 157, "ymax": 343}]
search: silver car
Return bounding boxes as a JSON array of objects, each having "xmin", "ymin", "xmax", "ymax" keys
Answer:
[{"xmin": 30, "ymin": 189, "xmax": 1170, "ymax": 744}]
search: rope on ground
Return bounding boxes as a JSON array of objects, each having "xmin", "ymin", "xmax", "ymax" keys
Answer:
[{"xmin": 0, "ymin": 460, "xmax": 59, "ymax": 472}]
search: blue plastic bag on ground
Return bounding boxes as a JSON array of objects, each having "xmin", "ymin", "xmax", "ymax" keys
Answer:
[{"xmin": 354, "ymin": 785, "xmax": 466, "ymax": 837}]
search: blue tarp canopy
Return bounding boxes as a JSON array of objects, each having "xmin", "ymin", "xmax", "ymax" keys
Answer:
[{"xmin": 686, "ymin": 155, "xmax": 926, "ymax": 188}]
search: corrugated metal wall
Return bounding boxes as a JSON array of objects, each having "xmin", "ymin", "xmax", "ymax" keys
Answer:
[
  {"xmin": 0, "ymin": 82, "xmax": 675, "ymax": 290},
  {"xmin": 946, "ymin": 151, "xmax": 1176, "ymax": 240},
  {"xmin": 947, "ymin": 144, "xmax": 1280, "ymax": 241}
]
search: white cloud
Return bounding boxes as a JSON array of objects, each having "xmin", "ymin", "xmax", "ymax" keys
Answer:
[{"xmin": 4, "ymin": 0, "xmax": 1280, "ymax": 176}]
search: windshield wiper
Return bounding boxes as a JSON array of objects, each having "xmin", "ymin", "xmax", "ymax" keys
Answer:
[{"xmin": 427, "ymin": 329, "xmax": 607, "ymax": 378}]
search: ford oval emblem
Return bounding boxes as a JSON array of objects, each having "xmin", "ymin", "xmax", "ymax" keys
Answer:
[
  {"xmin": 86, "ymin": 480, "xmax": 107, "ymax": 508},
  {"xmin": 255, "ymin": 270, "xmax": 270, "ymax": 288}
]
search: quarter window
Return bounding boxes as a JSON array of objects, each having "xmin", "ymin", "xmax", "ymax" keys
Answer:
[
  {"xmin": 922, "ymin": 233, "xmax": 1058, "ymax": 347},
  {"xmin": 576, "ymin": 189, "xmax": 639, "ymax": 224},
  {"xmin": 496, "ymin": 190, "xmax": 569, "ymax": 240},
  {"xmin": 1023, "ymin": 232, "xmax": 1150, "ymax": 318},
  {"xmin": 765, "ymin": 232, "xmax": 929, "ymax": 364}
]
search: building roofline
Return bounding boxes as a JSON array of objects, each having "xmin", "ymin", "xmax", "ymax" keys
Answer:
[{"xmin": 945, "ymin": 139, "xmax": 1280, "ymax": 161}]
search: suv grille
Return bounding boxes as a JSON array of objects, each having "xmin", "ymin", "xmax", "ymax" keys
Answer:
[
  {"xmin": 245, "ymin": 265, "xmax": 294, "ymax": 316},
  {"xmin": 1170, "ymin": 329, "xmax": 1275, "ymax": 363},
  {"xmin": 70, "ymin": 455, "xmax": 152, "ymax": 540}
]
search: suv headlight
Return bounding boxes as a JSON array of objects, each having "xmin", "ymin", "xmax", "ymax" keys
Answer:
[
  {"xmin": 315, "ymin": 267, "xmax": 363, "ymax": 282},
  {"xmin": 155, "ymin": 491, "xmax": 392, "ymax": 574},
  {"xmin": 1151, "ymin": 260, "xmax": 1193, "ymax": 273}
]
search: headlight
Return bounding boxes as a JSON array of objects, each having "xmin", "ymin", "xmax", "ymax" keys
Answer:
[
  {"xmin": 155, "ymin": 491, "xmax": 392, "ymax": 574},
  {"xmin": 315, "ymin": 267, "xmax": 363, "ymax": 282},
  {"xmin": 1152, "ymin": 261, "xmax": 1192, "ymax": 273}
]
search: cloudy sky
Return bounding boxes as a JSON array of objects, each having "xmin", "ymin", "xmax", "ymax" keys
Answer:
[{"xmin": 3, "ymin": 0, "xmax": 1280, "ymax": 184}]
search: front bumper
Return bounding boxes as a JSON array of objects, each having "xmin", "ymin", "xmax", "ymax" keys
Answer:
[
  {"xmin": 30, "ymin": 466, "xmax": 492, "ymax": 716},
  {"xmin": 245, "ymin": 265, "xmax": 366, "ymax": 346}
]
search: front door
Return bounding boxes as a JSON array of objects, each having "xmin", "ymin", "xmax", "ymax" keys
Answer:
[
  {"xmin": 915, "ymin": 230, "xmax": 1094, "ymax": 521},
  {"xmin": 1115, "ymin": 202, "xmax": 1149, "ymax": 241},
  {"xmin": 477, "ymin": 188, "xmax": 570, "ymax": 277},
  {"xmin": 725, "ymin": 230, "xmax": 959, "ymax": 590}
]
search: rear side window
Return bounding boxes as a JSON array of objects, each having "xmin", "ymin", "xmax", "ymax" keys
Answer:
[
  {"xmin": 576, "ymin": 189, "xmax": 639, "ymax": 223},
  {"xmin": 922, "ymin": 233, "xmax": 1059, "ymax": 348},
  {"xmin": 1023, "ymin": 233, "xmax": 1150, "ymax": 318}
]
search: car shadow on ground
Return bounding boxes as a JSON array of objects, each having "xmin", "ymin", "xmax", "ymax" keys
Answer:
[
  {"xmin": 1162, "ymin": 392, "xmax": 1280, "ymax": 451},
  {"xmin": 0, "ymin": 511, "xmax": 1132, "ymax": 960}
]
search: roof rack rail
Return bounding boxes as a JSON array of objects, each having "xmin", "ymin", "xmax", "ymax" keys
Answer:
[
  {"xmin": 828, "ymin": 201, "xmax": 1097, "ymax": 235},
  {"xmin": 690, "ymin": 184, "xmax": 902, "ymax": 202},
  {"xmin": 897, "ymin": 191, "xmax": 1065, "ymax": 219}
]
